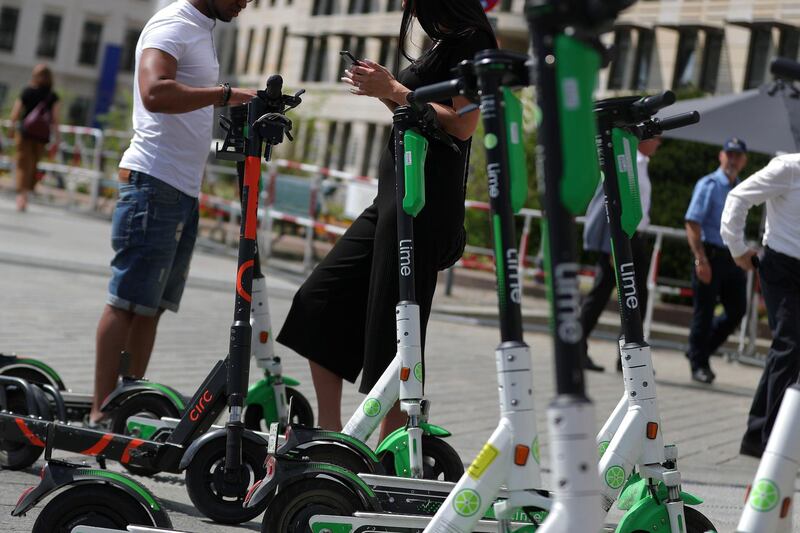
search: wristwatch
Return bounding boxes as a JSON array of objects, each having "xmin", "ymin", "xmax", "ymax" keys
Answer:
[
  {"xmin": 694, "ymin": 257, "xmax": 708, "ymax": 266},
  {"xmin": 219, "ymin": 83, "xmax": 232, "ymax": 107}
]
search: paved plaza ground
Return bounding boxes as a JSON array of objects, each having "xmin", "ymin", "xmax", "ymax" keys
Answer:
[{"xmin": 0, "ymin": 195, "xmax": 796, "ymax": 532}]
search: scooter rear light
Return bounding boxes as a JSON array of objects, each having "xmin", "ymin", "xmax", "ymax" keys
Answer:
[
  {"xmin": 245, "ymin": 479, "xmax": 262, "ymax": 505},
  {"xmin": 781, "ymin": 497, "xmax": 792, "ymax": 518},
  {"xmin": 16, "ymin": 487, "xmax": 35, "ymax": 508}
]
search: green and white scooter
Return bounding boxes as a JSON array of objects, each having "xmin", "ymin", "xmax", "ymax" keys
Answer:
[{"xmin": 592, "ymin": 93, "xmax": 717, "ymax": 532}]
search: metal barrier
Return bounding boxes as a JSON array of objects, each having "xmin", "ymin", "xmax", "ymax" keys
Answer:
[{"xmin": 0, "ymin": 123, "xmax": 765, "ymax": 364}]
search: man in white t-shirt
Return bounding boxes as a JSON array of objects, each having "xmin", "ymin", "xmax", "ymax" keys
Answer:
[
  {"xmin": 89, "ymin": 0, "xmax": 256, "ymax": 424},
  {"xmin": 720, "ymin": 153, "xmax": 800, "ymax": 457},
  {"xmin": 578, "ymin": 136, "xmax": 660, "ymax": 372}
]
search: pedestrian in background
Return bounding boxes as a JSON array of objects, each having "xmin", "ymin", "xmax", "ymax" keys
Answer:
[
  {"xmin": 720, "ymin": 153, "xmax": 800, "ymax": 457},
  {"xmin": 579, "ymin": 136, "xmax": 660, "ymax": 372},
  {"xmin": 684, "ymin": 138, "xmax": 749, "ymax": 384},
  {"xmin": 7, "ymin": 63, "xmax": 60, "ymax": 212}
]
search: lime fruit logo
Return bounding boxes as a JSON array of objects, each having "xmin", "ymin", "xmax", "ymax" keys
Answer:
[
  {"xmin": 749, "ymin": 479, "xmax": 780, "ymax": 512},
  {"xmin": 363, "ymin": 398, "xmax": 381, "ymax": 417},
  {"xmin": 453, "ymin": 489, "xmax": 481, "ymax": 517},
  {"xmin": 605, "ymin": 465, "xmax": 626, "ymax": 490},
  {"xmin": 484, "ymin": 133, "xmax": 498, "ymax": 150},
  {"xmin": 598, "ymin": 440, "xmax": 610, "ymax": 458},
  {"xmin": 414, "ymin": 363, "xmax": 423, "ymax": 383},
  {"xmin": 531, "ymin": 437, "xmax": 540, "ymax": 464}
]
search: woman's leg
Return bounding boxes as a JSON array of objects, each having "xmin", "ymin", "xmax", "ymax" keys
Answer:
[
  {"xmin": 379, "ymin": 401, "xmax": 407, "ymax": 442},
  {"xmin": 309, "ymin": 361, "xmax": 344, "ymax": 431}
]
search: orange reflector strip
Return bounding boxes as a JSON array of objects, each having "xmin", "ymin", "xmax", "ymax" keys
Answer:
[
  {"xmin": 514, "ymin": 445, "xmax": 529, "ymax": 466},
  {"xmin": 781, "ymin": 497, "xmax": 792, "ymax": 518},
  {"xmin": 259, "ymin": 331, "xmax": 269, "ymax": 344},
  {"xmin": 400, "ymin": 367, "xmax": 411, "ymax": 381},
  {"xmin": 646, "ymin": 422, "xmax": 659, "ymax": 440}
]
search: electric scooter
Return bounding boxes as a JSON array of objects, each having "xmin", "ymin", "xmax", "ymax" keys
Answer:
[
  {"xmin": 4, "ymin": 76, "xmax": 303, "ymax": 529},
  {"xmin": 591, "ymin": 93, "xmax": 717, "ymax": 532}
]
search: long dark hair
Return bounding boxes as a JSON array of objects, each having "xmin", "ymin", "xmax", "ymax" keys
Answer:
[{"xmin": 397, "ymin": 0, "xmax": 496, "ymax": 74}]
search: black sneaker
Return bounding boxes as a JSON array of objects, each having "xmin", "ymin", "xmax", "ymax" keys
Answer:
[
  {"xmin": 739, "ymin": 439, "xmax": 765, "ymax": 458},
  {"xmin": 583, "ymin": 355, "xmax": 605, "ymax": 373},
  {"xmin": 691, "ymin": 367, "xmax": 715, "ymax": 384}
]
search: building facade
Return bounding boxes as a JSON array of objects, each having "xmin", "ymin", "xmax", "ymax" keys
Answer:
[
  {"xmin": 0, "ymin": 0, "xmax": 156, "ymax": 125},
  {"xmin": 223, "ymin": 0, "xmax": 800, "ymax": 177}
]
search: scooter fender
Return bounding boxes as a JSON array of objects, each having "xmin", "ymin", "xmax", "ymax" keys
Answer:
[
  {"xmin": 100, "ymin": 379, "xmax": 186, "ymax": 414},
  {"xmin": 279, "ymin": 425, "xmax": 382, "ymax": 470},
  {"xmin": 282, "ymin": 375, "xmax": 301, "ymax": 387},
  {"xmin": 616, "ymin": 474, "xmax": 703, "ymax": 511},
  {"xmin": 244, "ymin": 455, "xmax": 381, "ymax": 511},
  {"xmin": 178, "ymin": 427, "xmax": 268, "ymax": 471},
  {"xmin": 374, "ymin": 422, "xmax": 452, "ymax": 475},
  {"xmin": 13, "ymin": 460, "xmax": 172, "ymax": 528},
  {"xmin": 0, "ymin": 354, "xmax": 65, "ymax": 390},
  {"xmin": 615, "ymin": 490, "xmax": 704, "ymax": 533}
]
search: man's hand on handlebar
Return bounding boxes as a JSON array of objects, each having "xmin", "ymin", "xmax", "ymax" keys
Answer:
[{"xmin": 229, "ymin": 88, "xmax": 258, "ymax": 107}]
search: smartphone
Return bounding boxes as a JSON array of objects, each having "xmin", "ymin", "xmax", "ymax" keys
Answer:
[{"xmin": 340, "ymin": 50, "xmax": 362, "ymax": 66}]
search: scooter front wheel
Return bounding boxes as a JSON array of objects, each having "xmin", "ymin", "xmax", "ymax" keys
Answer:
[
  {"xmin": 0, "ymin": 383, "xmax": 52, "ymax": 470},
  {"xmin": 261, "ymin": 478, "xmax": 363, "ymax": 533},
  {"xmin": 630, "ymin": 506, "xmax": 715, "ymax": 533},
  {"xmin": 32, "ymin": 484, "xmax": 156, "ymax": 533},
  {"xmin": 243, "ymin": 387, "xmax": 314, "ymax": 431},
  {"xmin": 111, "ymin": 394, "xmax": 179, "ymax": 477},
  {"xmin": 381, "ymin": 435, "xmax": 464, "ymax": 482},
  {"xmin": 184, "ymin": 437, "xmax": 268, "ymax": 524}
]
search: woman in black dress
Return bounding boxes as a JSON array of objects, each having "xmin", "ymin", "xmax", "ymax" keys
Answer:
[{"xmin": 277, "ymin": 0, "xmax": 497, "ymax": 439}]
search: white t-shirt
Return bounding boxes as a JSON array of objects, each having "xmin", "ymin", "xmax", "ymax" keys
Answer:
[
  {"xmin": 119, "ymin": 0, "xmax": 219, "ymax": 198},
  {"xmin": 636, "ymin": 151, "xmax": 652, "ymax": 230}
]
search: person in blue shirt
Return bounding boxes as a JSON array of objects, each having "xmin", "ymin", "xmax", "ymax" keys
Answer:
[{"xmin": 684, "ymin": 137, "xmax": 749, "ymax": 384}]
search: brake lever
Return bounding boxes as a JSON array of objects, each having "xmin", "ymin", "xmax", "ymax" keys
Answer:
[{"xmin": 457, "ymin": 103, "xmax": 480, "ymax": 117}]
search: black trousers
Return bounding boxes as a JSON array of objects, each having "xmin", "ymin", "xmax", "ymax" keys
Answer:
[
  {"xmin": 687, "ymin": 244, "xmax": 747, "ymax": 371},
  {"xmin": 742, "ymin": 247, "xmax": 800, "ymax": 451},
  {"xmin": 579, "ymin": 233, "xmax": 650, "ymax": 359}
]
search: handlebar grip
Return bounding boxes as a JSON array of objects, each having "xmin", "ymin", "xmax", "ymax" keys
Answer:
[
  {"xmin": 414, "ymin": 79, "xmax": 464, "ymax": 104},
  {"xmin": 771, "ymin": 57, "xmax": 800, "ymax": 81},
  {"xmin": 657, "ymin": 111, "xmax": 700, "ymax": 132},
  {"xmin": 266, "ymin": 75, "xmax": 283, "ymax": 99},
  {"xmin": 634, "ymin": 90, "xmax": 676, "ymax": 115}
]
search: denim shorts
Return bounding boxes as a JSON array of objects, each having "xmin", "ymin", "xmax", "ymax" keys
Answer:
[{"xmin": 107, "ymin": 171, "xmax": 199, "ymax": 316}]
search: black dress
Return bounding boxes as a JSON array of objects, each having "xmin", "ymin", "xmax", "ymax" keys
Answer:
[{"xmin": 277, "ymin": 30, "xmax": 497, "ymax": 393}]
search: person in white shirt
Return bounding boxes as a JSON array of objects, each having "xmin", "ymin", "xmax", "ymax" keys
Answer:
[
  {"xmin": 89, "ymin": 0, "xmax": 256, "ymax": 425},
  {"xmin": 720, "ymin": 153, "xmax": 800, "ymax": 458},
  {"xmin": 578, "ymin": 136, "xmax": 660, "ymax": 372}
]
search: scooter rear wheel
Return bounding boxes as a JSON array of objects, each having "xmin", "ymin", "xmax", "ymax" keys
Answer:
[
  {"xmin": 381, "ymin": 435, "xmax": 464, "ymax": 482},
  {"xmin": 243, "ymin": 387, "xmax": 314, "ymax": 431},
  {"xmin": 32, "ymin": 484, "xmax": 156, "ymax": 533},
  {"xmin": 0, "ymin": 383, "xmax": 52, "ymax": 470},
  {"xmin": 185, "ymin": 436, "xmax": 268, "ymax": 524},
  {"xmin": 261, "ymin": 478, "xmax": 363, "ymax": 533},
  {"xmin": 111, "ymin": 394, "xmax": 179, "ymax": 477}
]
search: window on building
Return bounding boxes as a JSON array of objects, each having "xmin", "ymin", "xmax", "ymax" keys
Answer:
[
  {"xmin": 0, "ymin": 7, "xmax": 20, "ymax": 52},
  {"xmin": 37, "ymin": 13, "xmax": 63, "ymax": 59},
  {"xmin": 301, "ymin": 37, "xmax": 315, "ymax": 81},
  {"xmin": 120, "ymin": 28, "xmax": 141, "ymax": 72},
  {"xmin": 79, "ymin": 20, "xmax": 103, "ymax": 66},
  {"xmin": 699, "ymin": 31, "xmax": 723, "ymax": 93},
  {"xmin": 227, "ymin": 28, "xmax": 239, "ymax": 75},
  {"xmin": 607, "ymin": 28, "xmax": 632, "ymax": 90},
  {"xmin": 500, "ymin": 0, "xmax": 514, "ymax": 12},
  {"xmin": 630, "ymin": 29, "xmax": 654, "ymax": 91},
  {"xmin": 779, "ymin": 27, "xmax": 799, "ymax": 61},
  {"xmin": 259, "ymin": 27, "xmax": 272, "ymax": 74},
  {"xmin": 323, "ymin": 121, "xmax": 338, "ymax": 168},
  {"xmin": 68, "ymin": 97, "xmax": 93, "ymax": 126},
  {"xmin": 313, "ymin": 36, "xmax": 329, "ymax": 81},
  {"xmin": 360, "ymin": 123, "xmax": 376, "ymax": 176},
  {"xmin": 337, "ymin": 122, "xmax": 352, "ymax": 169},
  {"xmin": 745, "ymin": 27, "xmax": 772, "ymax": 89},
  {"xmin": 672, "ymin": 29, "xmax": 699, "ymax": 89},
  {"xmin": 276, "ymin": 26, "xmax": 289, "ymax": 72},
  {"xmin": 0, "ymin": 83, "xmax": 8, "ymax": 111},
  {"xmin": 386, "ymin": 0, "xmax": 402, "ymax": 11},
  {"xmin": 244, "ymin": 27, "xmax": 256, "ymax": 73},
  {"xmin": 312, "ymin": 0, "xmax": 337, "ymax": 15}
]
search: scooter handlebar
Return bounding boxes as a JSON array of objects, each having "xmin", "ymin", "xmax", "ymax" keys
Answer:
[
  {"xmin": 413, "ymin": 79, "xmax": 464, "ymax": 105},
  {"xmin": 771, "ymin": 57, "xmax": 800, "ymax": 81},
  {"xmin": 656, "ymin": 111, "xmax": 700, "ymax": 132},
  {"xmin": 633, "ymin": 90, "xmax": 676, "ymax": 116}
]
